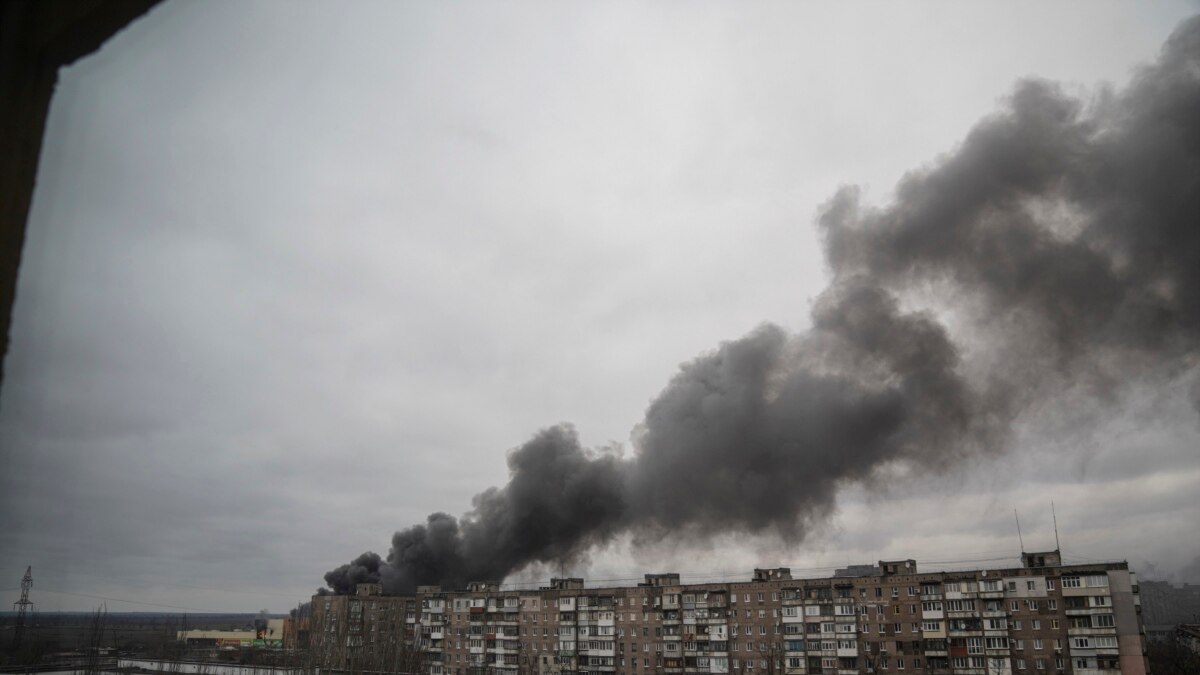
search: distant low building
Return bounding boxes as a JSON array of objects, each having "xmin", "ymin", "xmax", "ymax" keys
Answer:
[{"xmin": 177, "ymin": 619, "xmax": 285, "ymax": 648}]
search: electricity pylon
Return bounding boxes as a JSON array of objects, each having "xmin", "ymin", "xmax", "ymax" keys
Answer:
[{"xmin": 11, "ymin": 566, "xmax": 34, "ymax": 649}]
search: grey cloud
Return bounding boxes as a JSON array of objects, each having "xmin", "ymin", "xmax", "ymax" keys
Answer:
[
  {"xmin": 821, "ymin": 18, "xmax": 1200, "ymax": 389},
  {"xmin": 329, "ymin": 14, "xmax": 1200, "ymax": 594},
  {"xmin": 4, "ymin": 1, "xmax": 1197, "ymax": 611}
]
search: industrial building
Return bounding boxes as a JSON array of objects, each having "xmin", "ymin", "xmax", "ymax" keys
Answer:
[
  {"xmin": 177, "ymin": 618, "xmax": 287, "ymax": 647},
  {"xmin": 310, "ymin": 551, "xmax": 1147, "ymax": 675}
]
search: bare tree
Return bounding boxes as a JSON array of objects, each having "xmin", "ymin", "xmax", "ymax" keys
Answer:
[
  {"xmin": 77, "ymin": 605, "xmax": 109, "ymax": 675},
  {"xmin": 1147, "ymin": 637, "xmax": 1200, "ymax": 675}
]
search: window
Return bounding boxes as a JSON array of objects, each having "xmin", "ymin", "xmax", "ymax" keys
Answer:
[
  {"xmin": 1033, "ymin": 639, "xmax": 1043, "ymax": 650},
  {"xmin": 1051, "ymin": 620, "xmax": 1059, "ymax": 630},
  {"xmin": 1010, "ymin": 600, "xmax": 1020, "ymax": 611},
  {"xmin": 1047, "ymin": 599, "xmax": 1056, "ymax": 610},
  {"xmin": 1094, "ymin": 614, "xmax": 1115, "ymax": 628},
  {"xmin": 1047, "ymin": 579, "xmax": 1055, "ymax": 590},
  {"xmin": 1087, "ymin": 575, "xmax": 1109, "ymax": 588},
  {"xmin": 1061, "ymin": 577, "xmax": 1080, "ymax": 589},
  {"xmin": 1032, "ymin": 620, "xmax": 1040, "ymax": 630},
  {"xmin": 1027, "ymin": 580, "xmax": 1037, "ymax": 591}
]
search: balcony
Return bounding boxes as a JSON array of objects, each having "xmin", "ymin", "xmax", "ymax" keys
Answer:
[
  {"xmin": 487, "ymin": 646, "xmax": 518, "ymax": 655},
  {"xmin": 1068, "ymin": 627, "xmax": 1117, "ymax": 637}
]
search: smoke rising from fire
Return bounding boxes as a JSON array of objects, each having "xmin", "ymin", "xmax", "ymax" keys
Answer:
[{"xmin": 323, "ymin": 15, "xmax": 1200, "ymax": 595}]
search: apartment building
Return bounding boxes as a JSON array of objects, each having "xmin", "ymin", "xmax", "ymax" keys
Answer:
[{"xmin": 309, "ymin": 551, "xmax": 1147, "ymax": 675}]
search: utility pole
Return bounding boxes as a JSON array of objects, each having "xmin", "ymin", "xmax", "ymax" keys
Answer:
[{"xmin": 11, "ymin": 566, "xmax": 34, "ymax": 649}]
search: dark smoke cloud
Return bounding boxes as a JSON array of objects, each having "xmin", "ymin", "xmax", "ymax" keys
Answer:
[
  {"xmin": 322, "ymin": 551, "xmax": 383, "ymax": 594},
  {"xmin": 325, "ymin": 15, "xmax": 1200, "ymax": 595},
  {"xmin": 378, "ymin": 428, "xmax": 628, "ymax": 594}
]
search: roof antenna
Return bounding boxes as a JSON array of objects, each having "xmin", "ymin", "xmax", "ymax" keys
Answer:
[
  {"xmin": 1051, "ymin": 501, "xmax": 1061, "ymax": 552},
  {"xmin": 1014, "ymin": 507, "xmax": 1025, "ymax": 553}
]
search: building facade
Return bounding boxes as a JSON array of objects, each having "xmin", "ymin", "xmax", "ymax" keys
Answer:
[{"xmin": 310, "ymin": 552, "xmax": 1147, "ymax": 675}]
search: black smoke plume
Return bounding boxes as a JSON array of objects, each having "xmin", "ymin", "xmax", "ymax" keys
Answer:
[
  {"xmin": 323, "ymin": 15, "xmax": 1200, "ymax": 595},
  {"xmin": 322, "ymin": 551, "xmax": 383, "ymax": 594}
]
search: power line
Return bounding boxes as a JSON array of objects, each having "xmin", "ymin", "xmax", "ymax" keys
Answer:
[
  {"xmin": 34, "ymin": 587, "xmax": 228, "ymax": 613},
  {"xmin": 0, "ymin": 565, "xmax": 306, "ymax": 601}
]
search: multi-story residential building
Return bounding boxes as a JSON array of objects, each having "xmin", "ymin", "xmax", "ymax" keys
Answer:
[
  {"xmin": 1136, "ymin": 579, "xmax": 1200, "ymax": 641},
  {"xmin": 310, "ymin": 551, "xmax": 1147, "ymax": 675}
]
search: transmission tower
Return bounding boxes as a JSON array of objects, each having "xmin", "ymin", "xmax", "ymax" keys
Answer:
[{"xmin": 11, "ymin": 566, "xmax": 34, "ymax": 649}]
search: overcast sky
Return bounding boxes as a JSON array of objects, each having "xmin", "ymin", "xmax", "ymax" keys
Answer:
[{"xmin": 2, "ymin": 1, "xmax": 1199, "ymax": 613}]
